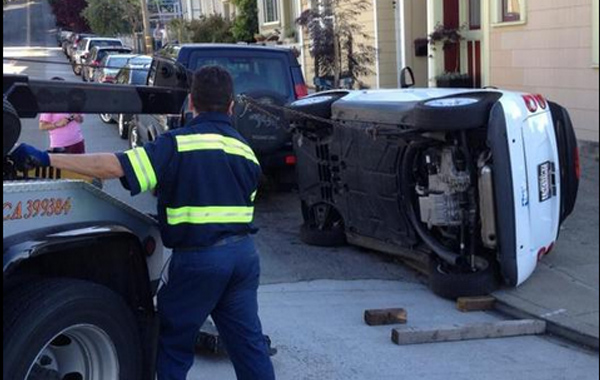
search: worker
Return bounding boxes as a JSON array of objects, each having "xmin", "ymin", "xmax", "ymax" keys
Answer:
[{"xmin": 12, "ymin": 66, "xmax": 276, "ymax": 380}]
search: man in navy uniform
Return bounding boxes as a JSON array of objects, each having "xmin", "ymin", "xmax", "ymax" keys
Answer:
[{"xmin": 13, "ymin": 66, "xmax": 276, "ymax": 380}]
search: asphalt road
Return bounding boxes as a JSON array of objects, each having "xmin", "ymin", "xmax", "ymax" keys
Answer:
[{"xmin": 3, "ymin": 0, "xmax": 421, "ymax": 286}]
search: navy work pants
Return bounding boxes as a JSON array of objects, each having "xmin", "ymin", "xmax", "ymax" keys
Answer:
[{"xmin": 156, "ymin": 236, "xmax": 275, "ymax": 380}]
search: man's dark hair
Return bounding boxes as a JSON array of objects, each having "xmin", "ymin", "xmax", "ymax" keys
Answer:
[{"xmin": 191, "ymin": 66, "xmax": 234, "ymax": 114}]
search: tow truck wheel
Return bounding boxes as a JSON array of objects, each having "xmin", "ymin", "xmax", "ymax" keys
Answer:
[
  {"xmin": 428, "ymin": 255, "xmax": 499, "ymax": 300},
  {"xmin": 3, "ymin": 278, "xmax": 142, "ymax": 380}
]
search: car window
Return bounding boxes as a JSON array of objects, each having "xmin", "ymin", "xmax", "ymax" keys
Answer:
[
  {"xmin": 131, "ymin": 69, "xmax": 149, "ymax": 85},
  {"xmin": 190, "ymin": 54, "xmax": 291, "ymax": 97},
  {"xmin": 90, "ymin": 40, "xmax": 123, "ymax": 50},
  {"xmin": 107, "ymin": 56, "xmax": 131, "ymax": 69}
]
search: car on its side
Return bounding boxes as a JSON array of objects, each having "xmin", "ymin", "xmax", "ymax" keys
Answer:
[
  {"xmin": 130, "ymin": 43, "xmax": 308, "ymax": 184},
  {"xmin": 82, "ymin": 46, "xmax": 133, "ymax": 82},
  {"xmin": 289, "ymin": 89, "xmax": 580, "ymax": 299},
  {"xmin": 100, "ymin": 60, "xmax": 152, "ymax": 138},
  {"xmin": 72, "ymin": 37, "xmax": 124, "ymax": 76}
]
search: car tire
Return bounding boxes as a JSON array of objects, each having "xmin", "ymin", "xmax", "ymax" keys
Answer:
[
  {"xmin": 300, "ymin": 224, "xmax": 346, "ymax": 247},
  {"xmin": 4, "ymin": 99, "xmax": 21, "ymax": 157},
  {"xmin": 99, "ymin": 113, "xmax": 115, "ymax": 124},
  {"xmin": 428, "ymin": 255, "xmax": 499, "ymax": 300},
  {"xmin": 73, "ymin": 63, "xmax": 82, "ymax": 76},
  {"xmin": 118, "ymin": 114, "xmax": 130, "ymax": 140},
  {"xmin": 129, "ymin": 123, "xmax": 142, "ymax": 149},
  {"xmin": 3, "ymin": 278, "xmax": 143, "ymax": 380},
  {"xmin": 412, "ymin": 92, "xmax": 502, "ymax": 131},
  {"xmin": 287, "ymin": 93, "xmax": 347, "ymax": 124}
]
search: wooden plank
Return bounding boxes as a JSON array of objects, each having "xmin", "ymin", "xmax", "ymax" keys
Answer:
[
  {"xmin": 364, "ymin": 308, "xmax": 408, "ymax": 326},
  {"xmin": 391, "ymin": 320, "xmax": 546, "ymax": 345},
  {"xmin": 456, "ymin": 296, "xmax": 496, "ymax": 312}
]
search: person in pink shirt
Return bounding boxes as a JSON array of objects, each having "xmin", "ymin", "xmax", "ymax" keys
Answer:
[{"xmin": 39, "ymin": 77, "xmax": 86, "ymax": 154}]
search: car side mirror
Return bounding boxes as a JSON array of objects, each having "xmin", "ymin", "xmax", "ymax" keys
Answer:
[{"xmin": 400, "ymin": 67, "xmax": 415, "ymax": 89}]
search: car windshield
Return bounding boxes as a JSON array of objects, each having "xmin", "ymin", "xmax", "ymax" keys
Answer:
[
  {"xmin": 191, "ymin": 54, "xmax": 291, "ymax": 97},
  {"xmin": 90, "ymin": 40, "xmax": 123, "ymax": 49},
  {"xmin": 107, "ymin": 56, "xmax": 131, "ymax": 69}
]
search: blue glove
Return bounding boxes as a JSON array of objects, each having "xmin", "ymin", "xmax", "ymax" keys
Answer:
[{"xmin": 11, "ymin": 143, "xmax": 51, "ymax": 171}]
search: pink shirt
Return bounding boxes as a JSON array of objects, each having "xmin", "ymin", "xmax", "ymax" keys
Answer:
[{"xmin": 39, "ymin": 113, "xmax": 84, "ymax": 148}]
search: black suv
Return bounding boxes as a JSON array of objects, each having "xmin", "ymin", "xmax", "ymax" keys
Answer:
[{"xmin": 130, "ymin": 44, "xmax": 307, "ymax": 181}]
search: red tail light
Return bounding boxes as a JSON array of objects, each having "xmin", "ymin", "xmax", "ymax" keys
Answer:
[
  {"xmin": 91, "ymin": 60, "xmax": 100, "ymax": 67},
  {"xmin": 534, "ymin": 94, "xmax": 547, "ymax": 109},
  {"xmin": 101, "ymin": 76, "xmax": 115, "ymax": 84},
  {"xmin": 285, "ymin": 155, "xmax": 297, "ymax": 165},
  {"xmin": 294, "ymin": 84, "xmax": 308, "ymax": 99},
  {"xmin": 522, "ymin": 95, "xmax": 538, "ymax": 113},
  {"xmin": 574, "ymin": 146, "xmax": 581, "ymax": 180}
]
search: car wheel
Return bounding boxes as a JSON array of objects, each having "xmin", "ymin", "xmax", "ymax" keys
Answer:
[
  {"xmin": 412, "ymin": 92, "xmax": 502, "ymax": 131},
  {"xmin": 99, "ymin": 114, "xmax": 114, "ymax": 124},
  {"xmin": 300, "ymin": 202, "xmax": 346, "ymax": 247},
  {"xmin": 118, "ymin": 115, "xmax": 130, "ymax": 140},
  {"xmin": 428, "ymin": 255, "xmax": 499, "ymax": 299},
  {"xmin": 287, "ymin": 92, "xmax": 348, "ymax": 122},
  {"xmin": 3, "ymin": 278, "xmax": 142, "ymax": 380},
  {"xmin": 129, "ymin": 124, "xmax": 141, "ymax": 149}
]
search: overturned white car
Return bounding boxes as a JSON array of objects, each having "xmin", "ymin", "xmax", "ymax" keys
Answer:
[{"xmin": 290, "ymin": 89, "xmax": 580, "ymax": 299}]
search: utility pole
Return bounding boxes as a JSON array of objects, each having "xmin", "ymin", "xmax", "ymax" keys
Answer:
[{"xmin": 140, "ymin": 0, "xmax": 154, "ymax": 54}]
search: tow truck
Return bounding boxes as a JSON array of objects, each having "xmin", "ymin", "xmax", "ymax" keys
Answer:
[{"xmin": 3, "ymin": 73, "xmax": 188, "ymax": 379}]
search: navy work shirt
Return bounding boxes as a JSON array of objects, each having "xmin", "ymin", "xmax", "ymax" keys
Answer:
[{"xmin": 116, "ymin": 112, "xmax": 261, "ymax": 249}]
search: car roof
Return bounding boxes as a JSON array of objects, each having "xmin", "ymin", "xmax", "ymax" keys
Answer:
[
  {"xmin": 173, "ymin": 43, "xmax": 294, "ymax": 54},
  {"xmin": 92, "ymin": 46, "xmax": 132, "ymax": 51},
  {"xmin": 106, "ymin": 54, "xmax": 138, "ymax": 60}
]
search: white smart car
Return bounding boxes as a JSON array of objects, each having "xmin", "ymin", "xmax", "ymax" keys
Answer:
[{"xmin": 290, "ymin": 88, "xmax": 580, "ymax": 299}]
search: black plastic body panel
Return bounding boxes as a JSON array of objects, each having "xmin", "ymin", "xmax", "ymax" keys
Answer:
[
  {"xmin": 487, "ymin": 103, "xmax": 518, "ymax": 286},
  {"xmin": 548, "ymin": 101, "xmax": 580, "ymax": 225}
]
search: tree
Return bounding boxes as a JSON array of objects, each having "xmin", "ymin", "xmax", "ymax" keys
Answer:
[
  {"xmin": 48, "ymin": 0, "xmax": 90, "ymax": 32},
  {"xmin": 82, "ymin": 0, "xmax": 142, "ymax": 36},
  {"xmin": 231, "ymin": 0, "xmax": 259, "ymax": 42},
  {"xmin": 170, "ymin": 14, "xmax": 235, "ymax": 44},
  {"xmin": 296, "ymin": 0, "xmax": 376, "ymax": 89}
]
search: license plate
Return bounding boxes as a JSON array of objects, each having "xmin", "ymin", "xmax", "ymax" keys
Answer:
[{"xmin": 538, "ymin": 161, "xmax": 555, "ymax": 203}]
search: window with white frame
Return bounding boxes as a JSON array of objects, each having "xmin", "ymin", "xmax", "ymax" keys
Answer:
[
  {"xmin": 263, "ymin": 0, "xmax": 279, "ymax": 24},
  {"xmin": 494, "ymin": 0, "xmax": 527, "ymax": 24},
  {"xmin": 594, "ymin": 0, "xmax": 599, "ymax": 66}
]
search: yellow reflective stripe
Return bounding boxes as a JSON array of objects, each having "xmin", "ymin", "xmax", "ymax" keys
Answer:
[
  {"xmin": 125, "ymin": 148, "xmax": 157, "ymax": 192},
  {"xmin": 166, "ymin": 206, "xmax": 255, "ymax": 225},
  {"xmin": 251, "ymin": 190, "xmax": 257, "ymax": 202},
  {"xmin": 175, "ymin": 134, "xmax": 259, "ymax": 166}
]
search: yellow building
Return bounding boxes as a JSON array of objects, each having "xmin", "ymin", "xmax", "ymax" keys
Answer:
[{"xmin": 281, "ymin": 0, "xmax": 597, "ymax": 141}]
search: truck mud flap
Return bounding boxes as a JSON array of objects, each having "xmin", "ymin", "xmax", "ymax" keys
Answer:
[{"xmin": 487, "ymin": 103, "xmax": 518, "ymax": 286}]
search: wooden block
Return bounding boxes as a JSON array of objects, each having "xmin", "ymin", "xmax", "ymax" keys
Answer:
[
  {"xmin": 364, "ymin": 308, "xmax": 407, "ymax": 326},
  {"xmin": 456, "ymin": 296, "xmax": 496, "ymax": 312},
  {"xmin": 391, "ymin": 319, "xmax": 546, "ymax": 345}
]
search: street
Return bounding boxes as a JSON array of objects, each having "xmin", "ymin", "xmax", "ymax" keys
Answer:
[{"xmin": 4, "ymin": 1, "xmax": 599, "ymax": 379}]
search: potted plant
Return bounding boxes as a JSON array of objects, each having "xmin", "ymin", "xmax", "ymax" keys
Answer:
[{"xmin": 435, "ymin": 72, "xmax": 472, "ymax": 88}]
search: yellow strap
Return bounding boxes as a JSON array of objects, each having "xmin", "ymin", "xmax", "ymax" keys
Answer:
[
  {"xmin": 125, "ymin": 148, "xmax": 158, "ymax": 192},
  {"xmin": 175, "ymin": 134, "xmax": 260, "ymax": 166},
  {"xmin": 166, "ymin": 206, "xmax": 255, "ymax": 226}
]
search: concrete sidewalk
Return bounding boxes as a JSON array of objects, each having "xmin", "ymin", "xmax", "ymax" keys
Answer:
[
  {"xmin": 191, "ymin": 280, "xmax": 598, "ymax": 380},
  {"xmin": 494, "ymin": 145, "xmax": 599, "ymax": 349}
]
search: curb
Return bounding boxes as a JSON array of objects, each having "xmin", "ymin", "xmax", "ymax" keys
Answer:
[{"xmin": 494, "ymin": 299, "xmax": 599, "ymax": 351}]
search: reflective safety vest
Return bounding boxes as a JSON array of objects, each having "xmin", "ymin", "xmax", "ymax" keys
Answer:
[{"xmin": 117, "ymin": 112, "xmax": 261, "ymax": 248}]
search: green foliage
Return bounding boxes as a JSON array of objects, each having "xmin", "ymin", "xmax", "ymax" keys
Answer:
[
  {"xmin": 169, "ymin": 15, "xmax": 235, "ymax": 44},
  {"xmin": 82, "ymin": 0, "xmax": 142, "ymax": 36},
  {"xmin": 231, "ymin": 0, "xmax": 258, "ymax": 42}
]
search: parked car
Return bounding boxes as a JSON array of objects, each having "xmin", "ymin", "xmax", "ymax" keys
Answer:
[
  {"xmin": 94, "ymin": 54, "xmax": 138, "ymax": 84},
  {"xmin": 72, "ymin": 37, "xmax": 124, "ymax": 76},
  {"xmin": 65, "ymin": 33, "xmax": 95, "ymax": 61},
  {"xmin": 100, "ymin": 60, "xmax": 151, "ymax": 137},
  {"xmin": 56, "ymin": 29, "xmax": 73, "ymax": 47},
  {"xmin": 289, "ymin": 89, "xmax": 579, "ymax": 299},
  {"xmin": 131, "ymin": 44, "xmax": 308, "ymax": 183},
  {"xmin": 82, "ymin": 46, "xmax": 133, "ymax": 82}
]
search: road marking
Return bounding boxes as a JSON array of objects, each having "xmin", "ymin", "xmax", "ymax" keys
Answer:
[{"xmin": 540, "ymin": 309, "xmax": 567, "ymax": 318}]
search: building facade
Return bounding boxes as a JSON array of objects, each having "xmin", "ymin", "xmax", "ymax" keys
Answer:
[
  {"xmin": 180, "ymin": 0, "xmax": 236, "ymax": 20},
  {"xmin": 292, "ymin": 0, "xmax": 598, "ymax": 141}
]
